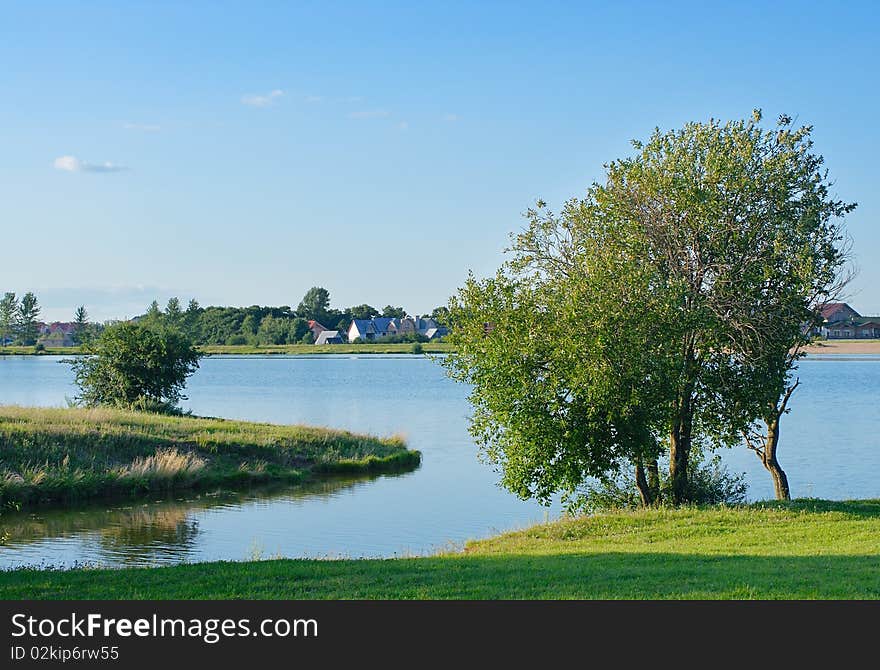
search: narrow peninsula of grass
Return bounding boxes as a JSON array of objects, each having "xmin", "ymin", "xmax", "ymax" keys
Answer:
[
  {"xmin": 0, "ymin": 406, "xmax": 419, "ymax": 507},
  {"xmin": 2, "ymin": 499, "xmax": 879, "ymax": 599}
]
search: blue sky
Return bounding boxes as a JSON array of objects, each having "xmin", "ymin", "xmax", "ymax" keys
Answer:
[{"xmin": 2, "ymin": 1, "xmax": 878, "ymax": 321}]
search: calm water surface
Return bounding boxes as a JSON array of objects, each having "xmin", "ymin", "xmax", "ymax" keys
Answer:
[{"xmin": 0, "ymin": 354, "xmax": 878, "ymax": 568}]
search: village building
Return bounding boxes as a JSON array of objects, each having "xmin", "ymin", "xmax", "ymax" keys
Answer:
[
  {"xmin": 314, "ymin": 330, "xmax": 343, "ymax": 345},
  {"xmin": 816, "ymin": 303, "xmax": 880, "ymax": 339},
  {"xmin": 347, "ymin": 315, "xmax": 448, "ymax": 342}
]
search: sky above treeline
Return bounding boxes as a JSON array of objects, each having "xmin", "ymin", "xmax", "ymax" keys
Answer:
[{"xmin": 2, "ymin": 1, "xmax": 878, "ymax": 322}]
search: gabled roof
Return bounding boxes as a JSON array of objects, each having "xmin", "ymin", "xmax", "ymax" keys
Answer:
[
  {"xmin": 821, "ymin": 303, "xmax": 858, "ymax": 320},
  {"xmin": 371, "ymin": 317, "xmax": 398, "ymax": 333},
  {"xmin": 315, "ymin": 330, "xmax": 341, "ymax": 344},
  {"xmin": 349, "ymin": 319, "xmax": 374, "ymax": 335}
]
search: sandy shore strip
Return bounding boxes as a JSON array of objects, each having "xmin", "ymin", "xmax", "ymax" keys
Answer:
[{"xmin": 802, "ymin": 340, "xmax": 880, "ymax": 355}]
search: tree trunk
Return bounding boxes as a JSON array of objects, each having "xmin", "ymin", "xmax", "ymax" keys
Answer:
[
  {"xmin": 635, "ymin": 460, "xmax": 653, "ymax": 506},
  {"xmin": 762, "ymin": 417, "xmax": 791, "ymax": 501},
  {"xmin": 669, "ymin": 344, "xmax": 696, "ymax": 506},
  {"xmin": 646, "ymin": 459, "xmax": 660, "ymax": 503},
  {"xmin": 669, "ymin": 394, "xmax": 693, "ymax": 505}
]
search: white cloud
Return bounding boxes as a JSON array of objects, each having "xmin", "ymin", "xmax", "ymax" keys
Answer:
[
  {"xmin": 53, "ymin": 156, "xmax": 128, "ymax": 173},
  {"xmin": 348, "ymin": 109, "xmax": 391, "ymax": 119},
  {"xmin": 305, "ymin": 95, "xmax": 323, "ymax": 103},
  {"xmin": 241, "ymin": 89, "xmax": 284, "ymax": 107},
  {"xmin": 54, "ymin": 155, "xmax": 81, "ymax": 172},
  {"xmin": 122, "ymin": 122, "xmax": 160, "ymax": 132},
  {"xmin": 442, "ymin": 113, "xmax": 459, "ymax": 122},
  {"xmin": 397, "ymin": 121, "xmax": 409, "ymax": 131}
]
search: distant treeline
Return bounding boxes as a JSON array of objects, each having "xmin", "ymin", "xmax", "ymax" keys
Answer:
[
  {"xmin": 0, "ymin": 291, "xmax": 98, "ymax": 346},
  {"xmin": 1, "ymin": 286, "xmax": 449, "ymax": 347},
  {"xmin": 134, "ymin": 287, "xmax": 448, "ymax": 346}
]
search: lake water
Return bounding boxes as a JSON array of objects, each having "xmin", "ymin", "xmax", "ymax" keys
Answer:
[{"xmin": 1, "ymin": 354, "xmax": 878, "ymax": 568}]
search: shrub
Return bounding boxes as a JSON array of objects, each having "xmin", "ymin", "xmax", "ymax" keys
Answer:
[
  {"xmin": 571, "ymin": 454, "xmax": 748, "ymax": 513},
  {"xmin": 225, "ymin": 334, "xmax": 247, "ymax": 346},
  {"xmin": 410, "ymin": 342, "xmax": 424, "ymax": 354},
  {"xmin": 67, "ymin": 322, "xmax": 202, "ymax": 413}
]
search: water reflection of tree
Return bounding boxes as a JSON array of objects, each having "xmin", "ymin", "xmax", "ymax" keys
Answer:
[{"xmin": 0, "ymin": 473, "xmax": 396, "ymax": 566}]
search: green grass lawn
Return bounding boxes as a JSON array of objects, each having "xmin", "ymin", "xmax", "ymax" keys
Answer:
[
  {"xmin": 0, "ymin": 406, "xmax": 419, "ymax": 507},
  {"xmin": 0, "ymin": 342, "xmax": 455, "ymax": 356},
  {"xmin": 3, "ymin": 499, "xmax": 878, "ymax": 599}
]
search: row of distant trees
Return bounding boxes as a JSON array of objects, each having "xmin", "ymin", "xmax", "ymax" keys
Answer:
[
  {"xmin": 139, "ymin": 287, "xmax": 448, "ymax": 346},
  {"xmin": 0, "ymin": 292, "xmax": 96, "ymax": 346},
  {"xmin": 2, "ymin": 286, "xmax": 447, "ymax": 348}
]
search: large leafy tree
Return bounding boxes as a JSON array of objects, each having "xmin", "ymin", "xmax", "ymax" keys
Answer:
[
  {"xmin": 445, "ymin": 199, "xmax": 678, "ymax": 506},
  {"xmin": 593, "ymin": 111, "xmax": 853, "ymax": 503},
  {"xmin": 446, "ymin": 111, "xmax": 854, "ymax": 506},
  {"xmin": 68, "ymin": 321, "xmax": 202, "ymax": 412}
]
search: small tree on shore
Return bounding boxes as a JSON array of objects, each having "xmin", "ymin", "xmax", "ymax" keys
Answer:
[{"xmin": 68, "ymin": 321, "xmax": 202, "ymax": 413}]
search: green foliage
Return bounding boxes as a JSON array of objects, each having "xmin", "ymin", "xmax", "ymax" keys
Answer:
[
  {"xmin": 256, "ymin": 314, "xmax": 289, "ymax": 345},
  {"xmin": 67, "ymin": 321, "xmax": 202, "ymax": 412},
  {"xmin": 572, "ymin": 455, "xmax": 747, "ymax": 514},
  {"xmin": 164, "ymin": 297, "xmax": 183, "ymax": 328},
  {"xmin": 72, "ymin": 305, "xmax": 91, "ymax": 345},
  {"xmin": 410, "ymin": 342, "xmax": 423, "ymax": 354},
  {"xmin": 444, "ymin": 111, "xmax": 853, "ymax": 506},
  {"xmin": 297, "ymin": 286, "xmax": 331, "ymax": 322},
  {"xmin": 382, "ymin": 305, "xmax": 406, "ymax": 318},
  {"xmin": 349, "ymin": 304, "xmax": 378, "ymax": 320},
  {"xmin": 16, "ymin": 292, "xmax": 41, "ymax": 345},
  {"xmin": 430, "ymin": 305, "xmax": 450, "ymax": 325},
  {"xmin": 0, "ymin": 292, "xmax": 17, "ymax": 346}
]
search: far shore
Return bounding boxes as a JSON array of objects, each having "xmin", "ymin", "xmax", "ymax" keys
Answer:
[
  {"xmin": 802, "ymin": 340, "xmax": 880, "ymax": 355},
  {"xmin": 2, "ymin": 339, "xmax": 877, "ymax": 358},
  {"xmin": 0, "ymin": 342, "xmax": 455, "ymax": 357}
]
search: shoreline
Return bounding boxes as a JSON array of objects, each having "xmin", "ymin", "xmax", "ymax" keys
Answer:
[
  {"xmin": 801, "ymin": 340, "xmax": 880, "ymax": 355},
  {"xmin": 0, "ymin": 342, "xmax": 455, "ymax": 357},
  {"xmin": 2, "ymin": 499, "xmax": 878, "ymax": 599},
  {"xmin": 3, "ymin": 340, "xmax": 879, "ymax": 357}
]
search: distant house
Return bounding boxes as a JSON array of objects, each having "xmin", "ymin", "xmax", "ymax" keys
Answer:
[
  {"xmin": 347, "ymin": 315, "xmax": 448, "ymax": 342},
  {"xmin": 308, "ymin": 320, "xmax": 328, "ymax": 340},
  {"xmin": 314, "ymin": 330, "xmax": 343, "ymax": 345},
  {"xmin": 816, "ymin": 303, "xmax": 880, "ymax": 339},
  {"xmin": 397, "ymin": 315, "xmax": 448, "ymax": 340},
  {"xmin": 347, "ymin": 317, "xmax": 399, "ymax": 342},
  {"xmin": 37, "ymin": 322, "xmax": 78, "ymax": 347}
]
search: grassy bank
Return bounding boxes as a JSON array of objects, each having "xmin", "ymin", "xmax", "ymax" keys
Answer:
[
  {"xmin": 0, "ymin": 406, "xmax": 419, "ymax": 507},
  {"xmin": 2, "ymin": 499, "xmax": 879, "ymax": 599},
  {"xmin": 0, "ymin": 342, "xmax": 455, "ymax": 356}
]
